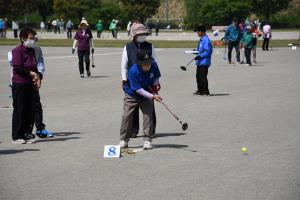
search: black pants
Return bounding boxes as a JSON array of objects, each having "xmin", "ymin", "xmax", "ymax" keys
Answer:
[
  {"xmin": 77, "ymin": 50, "xmax": 90, "ymax": 75},
  {"xmin": 111, "ymin": 30, "xmax": 115, "ymax": 38},
  {"xmin": 34, "ymin": 89, "xmax": 45, "ymax": 131},
  {"xmin": 228, "ymin": 41, "xmax": 240, "ymax": 62},
  {"xmin": 244, "ymin": 48, "xmax": 252, "ymax": 64},
  {"xmin": 196, "ymin": 66, "xmax": 209, "ymax": 94},
  {"xmin": 13, "ymin": 29, "xmax": 18, "ymax": 38},
  {"xmin": 114, "ymin": 29, "xmax": 118, "ymax": 38},
  {"xmin": 131, "ymin": 103, "xmax": 156, "ymax": 135},
  {"xmin": 12, "ymin": 84, "xmax": 35, "ymax": 140},
  {"xmin": 262, "ymin": 38, "xmax": 269, "ymax": 50},
  {"xmin": 97, "ymin": 31, "xmax": 102, "ymax": 38},
  {"xmin": 0, "ymin": 29, "xmax": 3, "ymax": 38},
  {"xmin": 67, "ymin": 28, "xmax": 72, "ymax": 39}
]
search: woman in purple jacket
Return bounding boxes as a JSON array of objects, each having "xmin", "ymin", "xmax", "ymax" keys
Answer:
[
  {"xmin": 12, "ymin": 27, "xmax": 41, "ymax": 144},
  {"xmin": 72, "ymin": 20, "xmax": 94, "ymax": 78}
]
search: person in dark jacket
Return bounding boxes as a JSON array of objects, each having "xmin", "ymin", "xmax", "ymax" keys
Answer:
[
  {"xmin": 194, "ymin": 25, "xmax": 213, "ymax": 96},
  {"xmin": 224, "ymin": 17, "xmax": 242, "ymax": 64}
]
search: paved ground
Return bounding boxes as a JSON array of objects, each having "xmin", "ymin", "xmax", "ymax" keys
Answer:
[
  {"xmin": 0, "ymin": 46, "xmax": 300, "ymax": 200},
  {"xmin": 3, "ymin": 30, "xmax": 300, "ymax": 40}
]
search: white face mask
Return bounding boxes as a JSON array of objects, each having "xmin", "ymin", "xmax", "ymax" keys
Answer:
[
  {"xmin": 136, "ymin": 35, "xmax": 146, "ymax": 43},
  {"xmin": 24, "ymin": 39, "xmax": 37, "ymax": 48}
]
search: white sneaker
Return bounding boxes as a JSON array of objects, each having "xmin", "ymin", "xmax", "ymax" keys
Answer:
[
  {"xmin": 26, "ymin": 138, "xmax": 35, "ymax": 144},
  {"xmin": 12, "ymin": 139, "xmax": 26, "ymax": 144},
  {"xmin": 143, "ymin": 141, "xmax": 153, "ymax": 150},
  {"xmin": 119, "ymin": 140, "xmax": 128, "ymax": 149}
]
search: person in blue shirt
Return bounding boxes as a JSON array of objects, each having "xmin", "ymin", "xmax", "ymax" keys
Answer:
[
  {"xmin": 224, "ymin": 17, "xmax": 242, "ymax": 64},
  {"xmin": 120, "ymin": 50, "xmax": 162, "ymax": 150},
  {"xmin": 0, "ymin": 18, "xmax": 4, "ymax": 38},
  {"xmin": 194, "ymin": 25, "xmax": 213, "ymax": 96},
  {"xmin": 33, "ymin": 44, "xmax": 54, "ymax": 138}
]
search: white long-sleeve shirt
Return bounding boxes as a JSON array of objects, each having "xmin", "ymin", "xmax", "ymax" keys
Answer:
[{"xmin": 121, "ymin": 45, "xmax": 156, "ymax": 81}]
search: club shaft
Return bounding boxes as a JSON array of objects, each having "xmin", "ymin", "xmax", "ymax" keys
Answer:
[
  {"xmin": 186, "ymin": 57, "xmax": 196, "ymax": 67},
  {"xmin": 160, "ymin": 101, "xmax": 181, "ymax": 123}
]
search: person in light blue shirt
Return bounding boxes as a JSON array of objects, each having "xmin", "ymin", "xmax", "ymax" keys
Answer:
[
  {"xmin": 33, "ymin": 44, "xmax": 54, "ymax": 138},
  {"xmin": 0, "ymin": 19, "xmax": 4, "ymax": 38},
  {"xmin": 194, "ymin": 25, "xmax": 213, "ymax": 96}
]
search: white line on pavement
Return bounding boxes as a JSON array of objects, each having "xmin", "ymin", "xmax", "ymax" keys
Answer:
[{"xmin": 0, "ymin": 49, "xmax": 164, "ymax": 62}]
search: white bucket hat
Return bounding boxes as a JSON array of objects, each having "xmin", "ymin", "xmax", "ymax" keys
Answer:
[{"xmin": 80, "ymin": 19, "xmax": 89, "ymax": 26}]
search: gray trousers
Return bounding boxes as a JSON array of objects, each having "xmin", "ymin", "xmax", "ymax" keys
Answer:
[{"xmin": 120, "ymin": 94, "xmax": 154, "ymax": 142}]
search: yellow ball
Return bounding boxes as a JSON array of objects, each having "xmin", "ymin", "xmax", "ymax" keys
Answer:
[{"xmin": 241, "ymin": 147, "xmax": 248, "ymax": 154}]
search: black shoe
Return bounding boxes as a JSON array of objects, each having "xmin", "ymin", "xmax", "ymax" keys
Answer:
[
  {"xmin": 87, "ymin": 71, "xmax": 91, "ymax": 77},
  {"xmin": 24, "ymin": 133, "xmax": 35, "ymax": 140}
]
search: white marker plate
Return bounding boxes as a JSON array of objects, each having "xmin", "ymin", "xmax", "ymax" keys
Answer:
[{"xmin": 104, "ymin": 145, "xmax": 121, "ymax": 158}]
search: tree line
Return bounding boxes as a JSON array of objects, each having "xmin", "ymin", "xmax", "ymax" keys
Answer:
[
  {"xmin": 185, "ymin": 0, "xmax": 294, "ymax": 27},
  {"xmin": 0, "ymin": 0, "xmax": 161, "ymax": 28}
]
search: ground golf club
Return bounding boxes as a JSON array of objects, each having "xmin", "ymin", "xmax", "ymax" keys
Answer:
[
  {"xmin": 159, "ymin": 100, "xmax": 188, "ymax": 131},
  {"xmin": 92, "ymin": 52, "xmax": 95, "ymax": 68},
  {"xmin": 180, "ymin": 57, "xmax": 196, "ymax": 71}
]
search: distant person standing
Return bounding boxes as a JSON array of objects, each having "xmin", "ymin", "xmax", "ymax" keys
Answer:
[
  {"xmin": 262, "ymin": 22, "xmax": 271, "ymax": 51},
  {"xmin": 52, "ymin": 19, "xmax": 57, "ymax": 33},
  {"xmin": 60, "ymin": 19, "xmax": 64, "ymax": 33},
  {"xmin": 12, "ymin": 20, "xmax": 19, "ymax": 39},
  {"xmin": 250, "ymin": 19, "xmax": 262, "ymax": 64},
  {"xmin": 114, "ymin": 20, "xmax": 119, "ymax": 38},
  {"xmin": 155, "ymin": 20, "xmax": 160, "ymax": 36},
  {"xmin": 224, "ymin": 17, "xmax": 242, "ymax": 64},
  {"xmin": 47, "ymin": 20, "xmax": 52, "ymax": 32},
  {"xmin": 72, "ymin": 19, "xmax": 94, "ymax": 78},
  {"xmin": 3, "ymin": 18, "xmax": 8, "ymax": 38},
  {"xmin": 146, "ymin": 20, "xmax": 152, "ymax": 35},
  {"xmin": 57, "ymin": 19, "xmax": 61, "ymax": 34},
  {"xmin": 95, "ymin": 20, "xmax": 103, "ymax": 38},
  {"xmin": 0, "ymin": 19, "xmax": 4, "ymax": 38},
  {"xmin": 40, "ymin": 21, "xmax": 46, "ymax": 33},
  {"xmin": 109, "ymin": 19, "xmax": 116, "ymax": 38},
  {"xmin": 241, "ymin": 26, "xmax": 254, "ymax": 66},
  {"xmin": 66, "ymin": 19, "xmax": 74, "ymax": 39},
  {"xmin": 127, "ymin": 21, "xmax": 132, "ymax": 36}
]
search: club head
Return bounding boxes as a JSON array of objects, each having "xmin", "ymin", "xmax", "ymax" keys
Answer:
[
  {"xmin": 182, "ymin": 122, "xmax": 188, "ymax": 131},
  {"xmin": 92, "ymin": 65, "xmax": 95, "ymax": 68},
  {"xmin": 223, "ymin": 56, "xmax": 227, "ymax": 61},
  {"xmin": 180, "ymin": 66, "xmax": 187, "ymax": 71}
]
